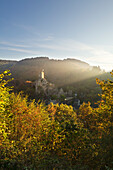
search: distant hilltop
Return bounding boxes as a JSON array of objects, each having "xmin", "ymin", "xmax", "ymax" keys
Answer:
[{"xmin": 0, "ymin": 56, "xmax": 104, "ymax": 86}]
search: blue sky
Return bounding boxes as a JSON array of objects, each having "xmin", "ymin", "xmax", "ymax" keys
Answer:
[{"xmin": 0, "ymin": 0, "xmax": 113, "ymax": 71}]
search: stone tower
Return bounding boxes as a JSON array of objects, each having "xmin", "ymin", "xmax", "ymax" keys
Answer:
[{"xmin": 39, "ymin": 69, "xmax": 44, "ymax": 79}]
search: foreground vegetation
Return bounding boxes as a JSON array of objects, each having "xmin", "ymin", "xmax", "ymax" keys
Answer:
[{"xmin": 0, "ymin": 70, "xmax": 113, "ymax": 169}]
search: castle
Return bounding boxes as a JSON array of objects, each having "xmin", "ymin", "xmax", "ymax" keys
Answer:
[
  {"xmin": 35, "ymin": 69, "xmax": 55, "ymax": 95},
  {"xmin": 26, "ymin": 69, "xmax": 80, "ymax": 108}
]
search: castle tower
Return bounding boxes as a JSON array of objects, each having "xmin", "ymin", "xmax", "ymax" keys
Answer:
[{"xmin": 39, "ymin": 69, "xmax": 44, "ymax": 79}]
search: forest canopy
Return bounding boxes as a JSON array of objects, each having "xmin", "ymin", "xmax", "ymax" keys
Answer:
[{"xmin": 0, "ymin": 70, "xmax": 113, "ymax": 169}]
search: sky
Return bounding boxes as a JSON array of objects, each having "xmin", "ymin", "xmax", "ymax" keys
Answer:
[{"xmin": 0, "ymin": 0, "xmax": 113, "ymax": 71}]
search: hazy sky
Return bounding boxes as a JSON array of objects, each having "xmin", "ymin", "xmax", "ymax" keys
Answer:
[{"xmin": 0, "ymin": 0, "xmax": 113, "ymax": 71}]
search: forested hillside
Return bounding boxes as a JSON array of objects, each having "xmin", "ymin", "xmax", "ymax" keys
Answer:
[
  {"xmin": 0, "ymin": 70, "xmax": 113, "ymax": 169},
  {"xmin": 0, "ymin": 57, "xmax": 103, "ymax": 86},
  {"xmin": 0, "ymin": 57, "xmax": 109, "ymax": 105},
  {"xmin": 63, "ymin": 72, "xmax": 111, "ymax": 105},
  {"xmin": 0, "ymin": 60, "xmax": 17, "ymax": 72}
]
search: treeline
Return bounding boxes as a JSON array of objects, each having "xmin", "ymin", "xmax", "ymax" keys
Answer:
[{"xmin": 0, "ymin": 70, "xmax": 113, "ymax": 169}]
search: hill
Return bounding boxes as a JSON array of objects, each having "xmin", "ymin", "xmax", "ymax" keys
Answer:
[
  {"xmin": 0, "ymin": 59, "xmax": 17, "ymax": 72},
  {"xmin": 0, "ymin": 57, "xmax": 110, "ymax": 105},
  {"xmin": 0, "ymin": 57, "xmax": 104, "ymax": 86}
]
